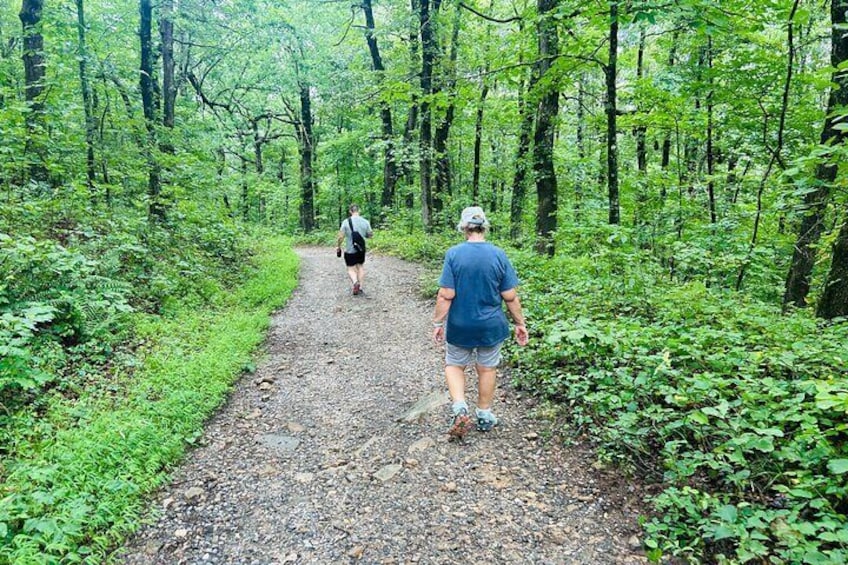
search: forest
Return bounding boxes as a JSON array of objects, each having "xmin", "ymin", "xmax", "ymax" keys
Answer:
[{"xmin": 1, "ymin": 0, "xmax": 847, "ymax": 562}]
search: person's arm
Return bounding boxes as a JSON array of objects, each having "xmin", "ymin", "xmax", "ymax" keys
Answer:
[
  {"xmin": 336, "ymin": 228, "xmax": 345, "ymax": 250},
  {"xmin": 501, "ymin": 288, "xmax": 529, "ymax": 346},
  {"xmin": 432, "ymin": 287, "xmax": 455, "ymax": 344}
]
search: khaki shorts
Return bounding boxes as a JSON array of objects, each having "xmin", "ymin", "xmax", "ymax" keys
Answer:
[{"xmin": 445, "ymin": 342, "xmax": 503, "ymax": 368}]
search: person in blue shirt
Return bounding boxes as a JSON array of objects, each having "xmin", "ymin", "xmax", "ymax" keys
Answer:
[{"xmin": 432, "ymin": 206, "xmax": 529, "ymax": 440}]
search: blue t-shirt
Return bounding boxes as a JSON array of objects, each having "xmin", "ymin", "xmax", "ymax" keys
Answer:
[{"xmin": 438, "ymin": 241, "xmax": 520, "ymax": 348}]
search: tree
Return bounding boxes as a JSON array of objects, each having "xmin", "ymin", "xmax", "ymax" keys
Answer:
[
  {"xmin": 19, "ymin": 0, "xmax": 47, "ymax": 183},
  {"xmin": 139, "ymin": 0, "xmax": 163, "ymax": 221},
  {"xmin": 784, "ymin": 0, "xmax": 848, "ymax": 308},
  {"xmin": 532, "ymin": 0, "xmax": 559, "ymax": 255},
  {"xmin": 75, "ymin": 0, "xmax": 96, "ymax": 193},
  {"xmin": 605, "ymin": 0, "xmax": 620, "ymax": 225},
  {"xmin": 362, "ymin": 0, "xmax": 398, "ymax": 217},
  {"xmin": 817, "ymin": 215, "xmax": 848, "ymax": 318},
  {"xmin": 418, "ymin": 0, "xmax": 436, "ymax": 230}
]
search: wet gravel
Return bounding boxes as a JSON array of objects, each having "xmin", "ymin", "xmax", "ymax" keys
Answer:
[{"xmin": 117, "ymin": 247, "xmax": 648, "ymax": 565}]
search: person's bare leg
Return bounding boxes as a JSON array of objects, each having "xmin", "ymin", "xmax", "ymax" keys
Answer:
[
  {"xmin": 476, "ymin": 365, "xmax": 497, "ymax": 410},
  {"xmin": 446, "ymin": 364, "xmax": 471, "ymax": 439},
  {"xmin": 346, "ymin": 266, "xmax": 357, "ymax": 285},
  {"xmin": 445, "ymin": 365, "xmax": 466, "ymax": 404},
  {"xmin": 355, "ymin": 264, "xmax": 365, "ymax": 289}
]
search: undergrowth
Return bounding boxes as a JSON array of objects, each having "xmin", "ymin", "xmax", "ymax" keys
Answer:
[
  {"xmin": 0, "ymin": 235, "xmax": 298, "ymax": 564},
  {"xmin": 507, "ymin": 232, "xmax": 848, "ymax": 564}
]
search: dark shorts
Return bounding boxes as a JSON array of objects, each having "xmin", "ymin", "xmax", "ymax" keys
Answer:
[{"xmin": 344, "ymin": 251, "xmax": 366, "ymax": 266}]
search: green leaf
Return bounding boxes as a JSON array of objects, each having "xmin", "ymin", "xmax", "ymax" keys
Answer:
[
  {"xmin": 717, "ymin": 504, "xmax": 738, "ymax": 523},
  {"xmin": 712, "ymin": 524, "xmax": 736, "ymax": 541},
  {"xmin": 827, "ymin": 459, "xmax": 848, "ymax": 474}
]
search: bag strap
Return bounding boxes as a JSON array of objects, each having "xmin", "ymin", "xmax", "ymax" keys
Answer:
[{"xmin": 347, "ymin": 217, "xmax": 355, "ymax": 237}]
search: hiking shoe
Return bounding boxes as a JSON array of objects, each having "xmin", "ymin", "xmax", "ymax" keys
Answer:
[
  {"xmin": 352, "ymin": 282, "xmax": 361, "ymax": 295},
  {"xmin": 448, "ymin": 408, "xmax": 472, "ymax": 441},
  {"xmin": 476, "ymin": 410, "xmax": 498, "ymax": 432}
]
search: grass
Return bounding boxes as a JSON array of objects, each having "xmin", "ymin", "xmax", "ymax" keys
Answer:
[{"xmin": 0, "ymin": 237, "xmax": 299, "ymax": 565}]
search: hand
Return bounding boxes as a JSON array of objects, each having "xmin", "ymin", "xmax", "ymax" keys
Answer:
[
  {"xmin": 515, "ymin": 324, "xmax": 529, "ymax": 346},
  {"xmin": 433, "ymin": 326, "xmax": 445, "ymax": 345}
]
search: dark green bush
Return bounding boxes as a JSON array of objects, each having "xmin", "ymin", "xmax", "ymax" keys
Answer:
[{"xmin": 511, "ymin": 242, "xmax": 848, "ymax": 564}]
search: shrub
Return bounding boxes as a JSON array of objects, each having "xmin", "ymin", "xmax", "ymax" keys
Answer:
[{"xmin": 511, "ymin": 247, "xmax": 848, "ymax": 564}]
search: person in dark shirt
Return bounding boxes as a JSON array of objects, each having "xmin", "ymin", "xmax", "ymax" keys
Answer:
[{"xmin": 432, "ymin": 206, "xmax": 529, "ymax": 440}]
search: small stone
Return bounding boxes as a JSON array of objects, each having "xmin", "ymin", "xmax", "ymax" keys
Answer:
[
  {"xmin": 294, "ymin": 472, "xmax": 314, "ymax": 483},
  {"xmin": 184, "ymin": 487, "xmax": 204, "ymax": 501},
  {"xmin": 408, "ymin": 437, "xmax": 436, "ymax": 454},
  {"xmin": 162, "ymin": 497, "xmax": 174, "ymax": 510},
  {"xmin": 524, "ymin": 432, "xmax": 539, "ymax": 441},
  {"xmin": 405, "ymin": 458, "xmax": 419, "ymax": 468},
  {"xmin": 441, "ymin": 481, "xmax": 458, "ymax": 493},
  {"xmin": 282, "ymin": 553, "xmax": 298, "ymax": 563},
  {"xmin": 287, "ymin": 422, "xmax": 306, "ymax": 433},
  {"xmin": 257, "ymin": 464, "xmax": 277, "ymax": 476},
  {"xmin": 174, "ymin": 528, "xmax": 189, "ymax": 538},
  {"xmin": 143, "ymin": 540, "xmax": 163, "ymax": 555},
  {"xmin": 544, "ymin": 523, "xmax": 572, "ymax": 545},
  {"xmin": 244, "ymin": 408, "xmax": 262, "ymax": 420},
  {"xmin": 628, "ymin": 535, "xmax": 642, "ymax": 550},
  {"xmin": 348, "ymin": 545, "xmax": 364, "ymax": 559},
  {"xmin": 373, "ymin": 464, "xmax": 403, "ymax": 482},
  {"xmin": 258, "ymin": 382, "xmax": 274, "ymax": 391}
]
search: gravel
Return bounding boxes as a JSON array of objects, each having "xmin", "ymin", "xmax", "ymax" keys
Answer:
[{"xmin": 117, "ymin": 247, "xmax": 648, "ymax": 565}]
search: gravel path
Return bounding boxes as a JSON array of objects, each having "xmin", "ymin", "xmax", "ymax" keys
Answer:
[{"xmin": 118, "ymin": 247, "xmax": 647, "ymax": 565}]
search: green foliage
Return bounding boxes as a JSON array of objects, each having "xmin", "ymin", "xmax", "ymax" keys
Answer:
[
  {"xmin": 0, "ymin": 236, "xmax": 298, "ymax": 564},
  {"xmin": 0, "ymin": 233, "xmax": 132, "ymax": 406},
  {"xmin": 511, "ymin": 232, "xmax": 848, "ymax": 564}
]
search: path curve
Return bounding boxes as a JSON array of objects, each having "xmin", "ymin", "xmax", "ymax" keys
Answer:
[{"xmin": 119, "ymin": 247, "xmax": 646, "ymax": 564}]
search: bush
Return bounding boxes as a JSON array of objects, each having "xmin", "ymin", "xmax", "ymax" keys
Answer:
[
  {"xmin": 511, "ymin": 247, "xmax": 848, "ymax": 564},
  {"xmin": 0, "ymin": 236, "xmax": 299, "ymax": 564}
]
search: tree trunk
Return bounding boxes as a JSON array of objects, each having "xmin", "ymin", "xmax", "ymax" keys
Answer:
[
  {"xmin": 298, "ymin": 83, "xmax": 316, "ymax": 232},
  {"xmin": 660, "ymin": 34, "xmax": 678, "ymax": 201},
  {"xmin": 574, "ymin": 72, "xmax": 586, "ymax": 217},
  {"xmin": 817, "ymin": 215, "xmax": 848, "ymax": 318},
  {"xmin": 419, "ymin": 0, "xmax": 435, "ymax": 229},
  {"xmin": 160, "ymin": 0, "xmax": 175, "ymax": 158},
  {"xmin": 20, "ymin": 0, "xmax": 48, "ymax": 183},
  {"xmin": 400, "ymin": 0, "xmax": 419, "ymax": 202},
  {"xmin": 75, "ymin": 0, "xmax": 96, "ymax": 193},
  {"xmin": 432, "ymin": 7, "xmax": 460, "ymax": 220},
  {"xmin": 635, "ymin": 26, "xmax": 647, "ymax": 175},
  {"xmin": 252, "ymin": 119, "xmax": 264, "ymax": 174},
  {"xmin": 363, "ymin": 0, "xmax": 397, "ymax": 216},
  {"xmin": 140, "ymin": 0, "xmax": 163, "ymax": 221},
  {"xmin": 532, "ymin": 0, "xmax": 559, "ymax": 255},
  {"xmin": 784, "ymin": 0, "xmax": 848, "ymax": 308},
  {"xmin": 471, "ymin": 79, "xmax": 489, "ymax": 203},
  {"xmin": 509, "ymin": 73, "xmax": 534, "ymax": 241},
  {"xmin": 706, "ymin": 36, "xmax": 716, "ymax": 224},
  {"xmin": 606, "ymin": 0, "xmax": 620, "ymax": 225}
]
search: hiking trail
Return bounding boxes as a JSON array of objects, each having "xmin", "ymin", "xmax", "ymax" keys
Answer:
[{"xmin": 118, "ymin": 247, "xmax": 647, "ymax": 564}]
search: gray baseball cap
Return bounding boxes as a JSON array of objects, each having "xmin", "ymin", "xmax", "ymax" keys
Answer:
[{"xmin": 457, "ymin": 206, "xmax": 490, "ymax": 231}]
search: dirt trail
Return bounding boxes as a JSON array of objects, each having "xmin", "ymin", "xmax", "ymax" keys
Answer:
[{"xmin": 118, "ymin": 247, "xmax": 647, "ymax": 565}]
